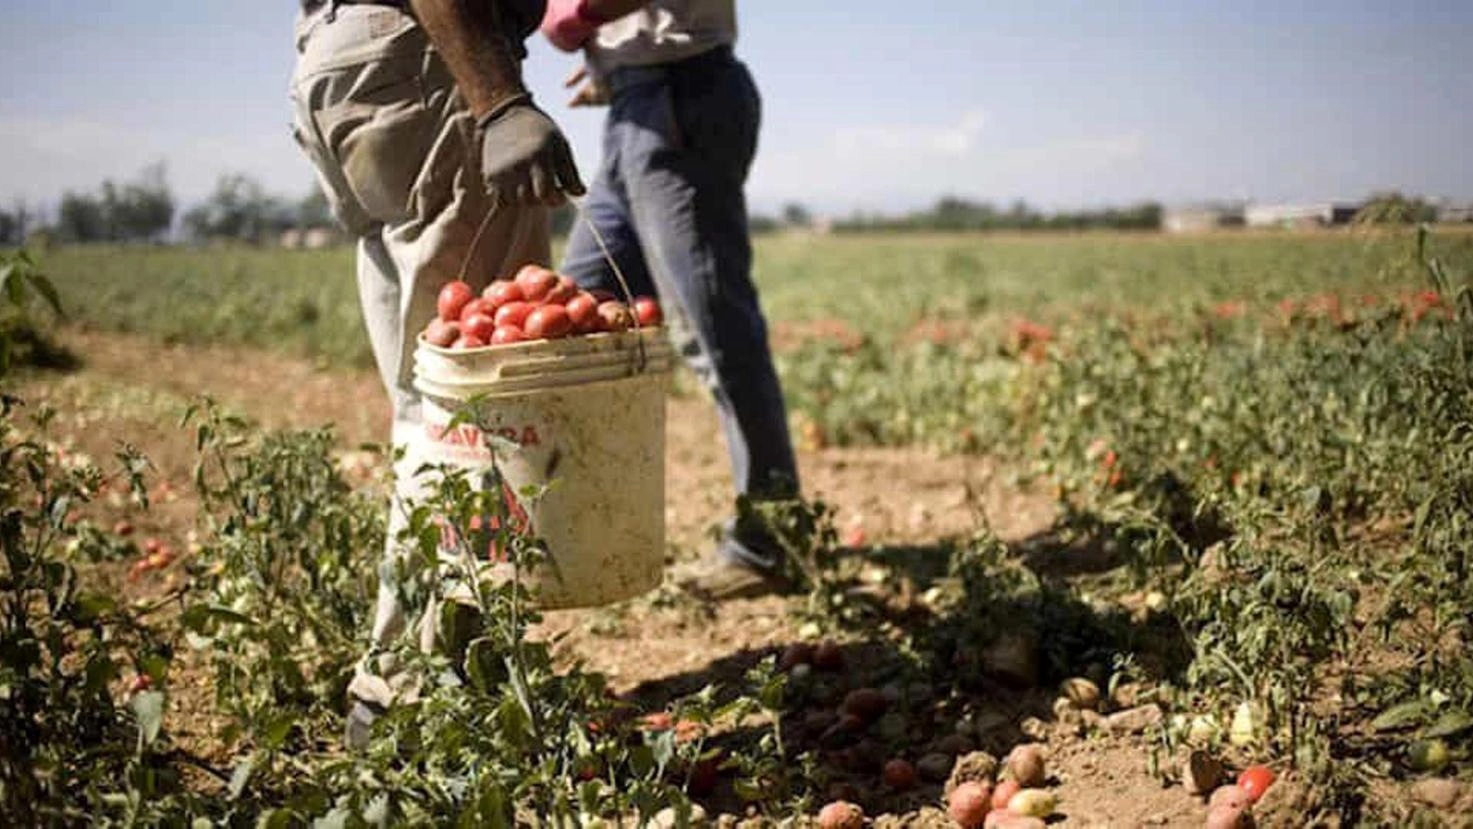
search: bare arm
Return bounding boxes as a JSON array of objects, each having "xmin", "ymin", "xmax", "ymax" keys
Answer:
[{"xmin": 409, "ymin": 0, "xmax": 528, "ymax": 119}]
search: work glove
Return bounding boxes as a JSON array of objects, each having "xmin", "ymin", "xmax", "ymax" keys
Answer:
[
  {"xmin": 478, "ymin": 97, "xmax": 586, "ymax": 206},
  {"xmin": 540, "ymin": 0, "xmax": 609, "ymax": 52}
]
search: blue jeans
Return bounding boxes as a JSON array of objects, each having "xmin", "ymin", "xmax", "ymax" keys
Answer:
[{"xmin": 561, "ymin": 47, "xmax": 798, "ymax": 571}]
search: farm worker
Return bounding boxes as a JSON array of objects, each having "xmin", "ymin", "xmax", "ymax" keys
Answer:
[
  {"xmin": 289, "ymin": 0, "xmax": 585, "ymax": 748},
  {"xmin": 541, "ymin": 0, "xmax": 802, "ymax": 599}
]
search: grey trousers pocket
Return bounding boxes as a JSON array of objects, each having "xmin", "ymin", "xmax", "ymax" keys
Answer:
[{"xmin": 313, "ymin": 86, "xmax": 436, "ymax": 227}]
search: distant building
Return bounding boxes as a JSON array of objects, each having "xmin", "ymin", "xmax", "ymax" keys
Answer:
[
  {"xmin": 1244, "ymin": 202, "xmax": 1360, "ymax": 229},
  {"xmin": 279, "ymin": 226, "xmax": 342, "ymax": 249},
  {"xmin": 1438, "ymin": 204, "xmax": 1473, "ymax": 223},
  {"xmin": 1163, "ymin": 205, "xmax": 1245, "ymax": 234}
]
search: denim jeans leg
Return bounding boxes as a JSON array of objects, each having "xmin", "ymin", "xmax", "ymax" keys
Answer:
[{"xmin": 614, "ymin": 67, "xmax": 798, "ymax": 568}]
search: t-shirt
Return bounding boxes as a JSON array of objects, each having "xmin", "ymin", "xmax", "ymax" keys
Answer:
[{"xmin": 586, "ymin": 0, "xmax": 736, "ymax": 75}]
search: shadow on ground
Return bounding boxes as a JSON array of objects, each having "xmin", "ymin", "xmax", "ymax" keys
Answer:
[{"xmin": 617, "ymin": 524, "xmax": 1196, "ymax": 816}]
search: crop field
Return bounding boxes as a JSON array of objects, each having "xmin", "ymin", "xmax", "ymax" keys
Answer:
[{"xmin": 4, "ymin": 227, "xmax": 1473, "ymax": 826}]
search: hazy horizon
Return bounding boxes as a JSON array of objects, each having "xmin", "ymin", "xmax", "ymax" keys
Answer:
[{"xmin": 2, "ymin": 1, "xmax": 1470, "ymax": 218}]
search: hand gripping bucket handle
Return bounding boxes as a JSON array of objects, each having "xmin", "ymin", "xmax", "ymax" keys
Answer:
[{"xmin": 459, "ymin": 195, "xmax": 652, "ymax": 371}]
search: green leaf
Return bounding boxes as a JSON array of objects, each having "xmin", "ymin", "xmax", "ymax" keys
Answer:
[
  {"xmin": 1371, "ymin": 699, "xmax": 1430, "ymax": 732},
  {"xmin": 180, "ymin": 603, "xmax": 256, "ymax": 632},
  {"xmin": 22, "ymin": 270, "xmax": 64, "ymax": 317},
  {"xmin": 1425, "ymin": 709, "xmax": 1473, "ymax": 739},
  {"xmin": 131, "ymin": 689, "xmax": 165, "ymax": 748}
]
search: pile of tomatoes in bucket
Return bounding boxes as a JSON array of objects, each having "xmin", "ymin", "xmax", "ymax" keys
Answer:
[{"xmin": 425, "ymin": 264, "xmax": 662, "ymax": 350}]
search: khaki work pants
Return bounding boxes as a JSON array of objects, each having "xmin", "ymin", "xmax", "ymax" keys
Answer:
[{"xmin": 290, "ymin": 3, "xmax": 550, "ymax": 707}]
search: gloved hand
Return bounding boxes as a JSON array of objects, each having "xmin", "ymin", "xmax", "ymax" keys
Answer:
[
  {"xmin": 541, "ymin": 0, "xmax": 608, "ymax": 52},
  {"xmin": 478, "ymin": 97, "xmax": 586, "ymax": 206}
]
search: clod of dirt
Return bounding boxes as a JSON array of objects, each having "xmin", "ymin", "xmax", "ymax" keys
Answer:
[
  {"xmin": 652, "ymin": 804, "xmax": 709, "ymax": 828},
  {"xmin": 944, "ymin": 750, "xmax": 1000, "ymax": 797},
  {"xmin": 1410, "ymin": 778, "xmax": 1462, "ymax": 809},
  {"xmin": 1005, "ymin": 743, "xmax": 1047, "ymax": 788},
  {"xmin": 1105, "ymin": 703, "xmax": 1164, "ymax": 735},
  {"xmin": 1059, "ymin": 677, "xmax": 1101, "ymax": 710},
  {"xmin": 979, "ymin": 632, "xmax": 1040, "ymax": 688},
  {"xmin": 932, "ymin": 733, "xmax": 977, "ymax": 756},
  {"xmin": 1182, "ymin": 749, "xmax": 1225, "ymax": 796},
  {"xmin": 917, "ymin": 751, "xmax": 954, "ymax": 782},
  {"xmin": 1050, "ymin": 697, "xmax": 1085, "ymax": 736}
]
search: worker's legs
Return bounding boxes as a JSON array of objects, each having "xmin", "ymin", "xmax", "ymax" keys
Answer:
[
  {"xmin": 290, "ymin": 4, "xmax": 550, "ymax": 715},
  {"xmin": 562, "ymin": 50, "xmax": 799, "ymax": 578}
]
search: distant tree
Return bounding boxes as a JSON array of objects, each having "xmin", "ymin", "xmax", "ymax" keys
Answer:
[
  {"xmin": 781, "ymin": 202, "xmax": 812, "ymax": 228},
  {"xmin": 296, "ymin": 186, "xmax": 334, "ymax": 230},
  {"xmin": 184, "ymin": 174, "xmax": 282, "ymax": 244},
  {"xmin": 1356, "ymin": 192, "xmax": 1438, "ymax": 224},
  {"xmin": 52, "ymin": 164, "xmax": 174, "ymax": 244},
  {"xmin": 56, "ymin": 192, "xmax": 107, "ymax": 243},
  {"xmin": 748, "ymin": 213, "xmax": 780, "ymax": 235},
  {"xmin": 0, "ymin": 210, "xmax": 16, "ymax": 247},
  {"xmin": 111, "ymin": 163, "xmax": 174, "ymax": 242}
]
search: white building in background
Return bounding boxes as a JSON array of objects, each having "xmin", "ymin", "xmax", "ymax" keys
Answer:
[
  {"xmin": 1162, "ymin": 204, "xmax": 1245, "ymax": 234},
  {"xmin": 1243, "ymin": 202, "xmax": 1361, "ymax": 229}
]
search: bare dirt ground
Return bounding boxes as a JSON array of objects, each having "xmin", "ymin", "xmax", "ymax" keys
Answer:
[{"xmin": 18, "ymin": 329, "xmax": 1468, "ymax": 827}]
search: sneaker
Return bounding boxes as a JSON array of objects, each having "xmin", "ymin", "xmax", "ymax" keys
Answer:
[
  {"xmin": 344, "ymin": 700, "xmax": 384, "ymax": 752},
  {"xmin": 672, "ymin": 554, "xmax": 788, "ymax": 600}
]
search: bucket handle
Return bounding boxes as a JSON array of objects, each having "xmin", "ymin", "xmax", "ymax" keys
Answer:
[{"xmin": 458, "ymin": 195, "xmax": 650, "ymax": 373}]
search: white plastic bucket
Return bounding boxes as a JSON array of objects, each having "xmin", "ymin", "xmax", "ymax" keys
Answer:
[{"xmin": 410, "ymin": 328, "xmax": 672, "ymax": 609}]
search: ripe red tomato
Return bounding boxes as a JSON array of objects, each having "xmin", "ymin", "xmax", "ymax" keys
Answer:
[
  {"xmin": 514, "ymin": 264, "xmax": 558, "ymax": 303},
  {"xmin": 458, "ymin": 298, "xmax": 494, "ymax": 324},
  {"xmin": 1236, "ymin": 765, "xmax": 1274, "ymax": 803},
  {"xmin": 452, "ymin": 334, "xmax": 487, "ymax": 349},
  {"xmin": 595, "ymin": 300, "xmax": 633, "ymax": 333},
  {"xmin": 545, "ymin": 275, "xmax": 578, "ymax": 305},
  {"xmin": 565, "ymin": 292, "xmax": 600, "ymax": 332},
  {"xmin": 525, "ymin": 305, "xmax": 573, "ymax": 340},
  {"xmin": 437, "ymin": 280, "xmax": 474, "ymax": 321},
  {"xmin": 633, "ymin": 296, "xmax": 662, "ymax": 326},
  {"xmin": 494, "ymin": 301, "xmax": 534, "ymax": 328},
  {"xmin": 491, "ymin": 326, "xmax": 527, "ymax": 345},
  {"xmin": 482, "ymin": 279, "xmax": 522, "ymax": 308},
  {"xmin": 424, "ymin": 318, "xmax": 460, "ymax": 347},
  {"xmin": 461, "ymin": 313, "xmax": 496, "ymax": 342}
]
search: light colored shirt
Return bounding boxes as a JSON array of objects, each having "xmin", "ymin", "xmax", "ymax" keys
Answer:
[{"xmin": 586, "ymin": 0, "xmax": 736, "ymax": 75}]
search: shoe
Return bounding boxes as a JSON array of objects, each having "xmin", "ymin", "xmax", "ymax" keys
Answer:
[
  {"xmin": 344, "ymin": 700, "xmax": 384, "ymax": 752},
  {"xmin": 671, "ymin": 555, "xmax": 788, "ymax": 601}
]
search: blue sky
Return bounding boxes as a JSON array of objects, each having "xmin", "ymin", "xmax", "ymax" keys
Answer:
[{"xmin": 1, "ymin": 1, "xmax": 1469, "ymax": 216}]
